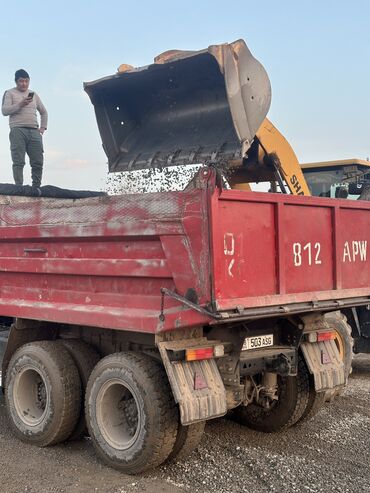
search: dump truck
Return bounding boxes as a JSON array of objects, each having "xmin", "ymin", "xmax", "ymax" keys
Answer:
[{"xmin": 1, "ymin": 40, "xmax": 370, "ymax": 474}]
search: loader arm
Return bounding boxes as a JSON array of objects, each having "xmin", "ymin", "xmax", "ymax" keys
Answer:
[
  {"xmin": 228, "ymin": 118, "xmax": 311, "ymax": 196},
  {"xmin": 256, "ymin": 118, "xmax": 311, "ymax": 196}
]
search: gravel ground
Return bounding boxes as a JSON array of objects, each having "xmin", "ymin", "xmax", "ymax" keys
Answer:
[{"xmin": 0, "ymin": 354, "xmax": 369, "ymax": 493}]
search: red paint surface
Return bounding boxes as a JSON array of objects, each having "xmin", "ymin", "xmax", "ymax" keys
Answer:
[
  {"xmin": 0, "ymin": 170, "xmax": 369, "ymax": 333},
  {"xmin": 210, "ymin": 186, "xmax": 370, "ymax": 311}
]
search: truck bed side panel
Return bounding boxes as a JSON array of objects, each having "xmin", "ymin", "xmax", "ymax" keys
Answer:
[
  {"xmin": 211, "ymin": 189, "xmax": 370, "ymax": 311},
  {"xmin": 0, "ymin": 191, "xmax": 211, "ymax": 333}
]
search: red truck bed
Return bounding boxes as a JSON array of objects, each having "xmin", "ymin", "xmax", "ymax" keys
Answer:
[{"xmin": 0, "ymin": 169, "xmax": 369, "ymax": 333}]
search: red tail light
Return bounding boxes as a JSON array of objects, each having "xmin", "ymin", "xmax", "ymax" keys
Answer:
[
  {"xmin": 306, "ymin": 331, "xmax": 337, "ymax": 343},
  {"xmin": 317, "ymin": 331, "xmax": 336, "ymax": 342},
  {"xmin": 186, "ymin": 347, "xmax": 214, "ymax": 361}
]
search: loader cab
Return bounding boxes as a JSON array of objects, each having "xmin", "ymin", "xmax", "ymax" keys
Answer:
[{"xmin": 301, "ymin": 159, "xmax": 370, "ymax": 200}]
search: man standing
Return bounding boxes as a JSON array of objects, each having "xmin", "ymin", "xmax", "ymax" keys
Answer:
[{"xmin": 2, "ymin": 69, "xmax": 48, "ymax": 187}]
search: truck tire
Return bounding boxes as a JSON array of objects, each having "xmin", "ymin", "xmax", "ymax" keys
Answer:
[
  {"xmin": 167, "ymin": 421, "xmax": 205, "ymax": 461},
  {"xmin": 85, "ymin": 352, "xmax": 178, "ymax": 474},
  {"xmin": 5, "ymin": 340, "xmax": 81, "ymax": 446},
  {"xmin": 61, "ymin": 339, "xmax": 100, "ymax": 440},
  {"xmin": 232, "ymin": 356, "xmax": 309, "ymax": 432},
  {"xmin": 297, "ymin": 372, "xmax": 326, "ymax": 423},
  {"xmin": 325, "ymin": 312, "xmax": 354, "ymax": 380}
]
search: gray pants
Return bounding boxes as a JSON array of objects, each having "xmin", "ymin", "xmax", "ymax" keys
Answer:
[{"xmin": 9, "ymin": 127, "xmax": 44, "ymax": 187}]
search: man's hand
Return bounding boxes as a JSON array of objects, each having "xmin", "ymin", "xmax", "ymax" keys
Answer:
[
  {"xmin": 19, "ymin": 97, "xmax": 32, "ymax": 108},
  {"xmin": 39, "ymin": 127, "xmax": 46, "ymax": 135}
]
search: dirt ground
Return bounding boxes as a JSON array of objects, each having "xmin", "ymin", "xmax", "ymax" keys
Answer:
[{"xmin": 0, "ymin": 354, "xmax": 369, "ymax": 493}]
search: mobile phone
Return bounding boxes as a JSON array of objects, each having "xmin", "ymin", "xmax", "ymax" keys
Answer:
[{"xmin": 28, "ymin": 92, "xmax": 34, "ymax": 99}]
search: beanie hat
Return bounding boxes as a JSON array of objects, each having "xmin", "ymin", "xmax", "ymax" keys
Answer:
[{"xmin": 15, "ymin": 69, "xmax": 30, "ymax": 81}]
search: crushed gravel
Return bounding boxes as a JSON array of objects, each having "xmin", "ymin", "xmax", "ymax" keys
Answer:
[{"xmin": 0, "ymin": 355, "xmax": 369, "ymax": 493}]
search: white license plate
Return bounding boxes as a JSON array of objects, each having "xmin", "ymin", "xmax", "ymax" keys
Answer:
[{"xmin": 242, "ymin": 334, "xmax": 274, "ymax": 351}]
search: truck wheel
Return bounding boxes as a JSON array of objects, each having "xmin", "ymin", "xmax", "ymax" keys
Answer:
[
  {"xmin": 232, "ymin": 356, "xmax": 309, "ymax": 432},
  {"xmin": 297, "ymin": 372, "xmax": 326, "ymax": 423},
  {"xmin": 61, "ymin": 339, "xmax": 100, "ymax": 440},
  {"xmin": 5, "ymin": 340, "xmax": 81, "ymax": 446},
  {"xmin": 325, "ymin": 312, "xmax": 354, "ymax": 379},
  {"xmin": 85, "ymin": 352, "xmax": 178, "ymax": 474},
  {"xmin": 167, "ymin": 421, "xmax": 205, "ymax": 461}
]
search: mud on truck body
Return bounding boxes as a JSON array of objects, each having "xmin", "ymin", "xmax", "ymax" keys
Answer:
[{"xmin": 0, "ymin": 40, "xmax": 369, "ymax": 474}]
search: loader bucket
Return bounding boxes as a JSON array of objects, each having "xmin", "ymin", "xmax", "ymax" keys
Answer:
[{"xmin": 84, "ymin": 39, "xmax": 271, "ymax": 172}]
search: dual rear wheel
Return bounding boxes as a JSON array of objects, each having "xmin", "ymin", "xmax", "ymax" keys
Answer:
[
  {"xmin": 233, "ymin": 314, "xmax": 354, "ymax": 432},
  {"xmin": 5, "ymin": 340, "xmax": 82, "ymax": 446},
  {"xmin": 5, "ymin": 341, "xmax": 204, "ymax": 473},
  {"xmin": 85, "ymin": 352, "xmax": 178, "ymax": 473},
  {"xmin": 84, "ymin": 352, "xmax": 204, "ymax": 472},
  {"xmin": 232, "ymin": 355, "xmax": 312, "ymax": 432}
]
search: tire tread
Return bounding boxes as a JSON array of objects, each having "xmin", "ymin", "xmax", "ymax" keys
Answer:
[
  {"xmin": 60, "ymin": 339, "xmax": 100, "ymax": 441},
  {"xmin": 168, "ymin": 421, "xmax": 205, "ymax": 461}
]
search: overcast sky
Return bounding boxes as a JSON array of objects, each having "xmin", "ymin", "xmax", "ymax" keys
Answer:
[{"xmin": 0, "ymin": 0, "xmax": 369, "ymax": 191}]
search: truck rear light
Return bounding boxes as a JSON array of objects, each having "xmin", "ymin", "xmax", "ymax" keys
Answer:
[
  {"xmin": 306, "ymin": 331, "xmax": 336, "ymax": 343},
  {"xmin": 186, "ymin": 347, "xmax": 214, "ymax": 361},
  {"xmin": 317, "ymin": 331, "xmax": 336, "ymax": 342}
]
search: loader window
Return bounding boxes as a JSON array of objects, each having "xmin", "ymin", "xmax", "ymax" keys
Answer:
[
  {"xmin": 303, "ymin": 168, "xmax": 364, "ymax": 199},
  {"xmin": 303, "ymin": 168, "xmax": 345, "ymax": 197}
]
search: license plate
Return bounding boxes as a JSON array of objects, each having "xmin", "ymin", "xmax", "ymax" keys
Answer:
[{"xmin": 242, "ymin": 334, "xmax": 274, "ymax": 351}]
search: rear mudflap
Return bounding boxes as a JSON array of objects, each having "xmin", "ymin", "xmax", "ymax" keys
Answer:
[
  {"xmin": 158, "ymin": 340, "xmax": 227, "ymax": 425},
  {"xmin": 300, "ymin": 339, "xmax": 346, "ymax": 391}
]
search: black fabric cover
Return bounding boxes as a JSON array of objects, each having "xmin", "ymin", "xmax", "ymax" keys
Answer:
[{"xmin": 0, "ymin": 184, "xmax": 106, "ymax": 199}]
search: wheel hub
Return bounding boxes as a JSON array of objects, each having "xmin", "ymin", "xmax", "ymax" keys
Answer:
[
  {"xmin": 13, "ymin": 366, "xmax": 48, "ymax": 426},
  {"xmin": 96, "ymin": 379, "xmax": 141, "ymax": 450}
]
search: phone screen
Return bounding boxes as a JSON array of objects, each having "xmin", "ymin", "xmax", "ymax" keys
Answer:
[{"xmin": 28, "ymin": 92, "xmax": 34, "ymax": 99}]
